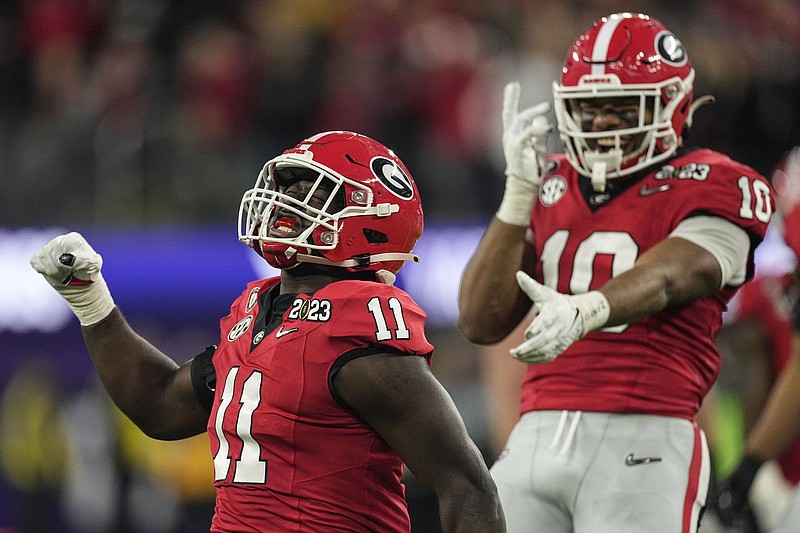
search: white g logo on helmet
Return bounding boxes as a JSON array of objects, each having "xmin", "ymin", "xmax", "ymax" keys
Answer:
[
  {"xmin": 655, "ymin": 31, "xmax": 687, "ymax": 66},
  {"xmin": 371, "ymin": 156, "xmax": 414, "ymax": 200}
]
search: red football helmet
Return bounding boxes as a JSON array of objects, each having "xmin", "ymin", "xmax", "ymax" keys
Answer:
[
  {"xmin": 553, "ymin": 13, "xmax": 702, "ymax": 190},
  {"xmin": 238, "ymin": 131, "xmax": 423, "ymax": 283},
  {"xmin": 772, "ymin": 146, "xmax": 800, "ymax": 260}
]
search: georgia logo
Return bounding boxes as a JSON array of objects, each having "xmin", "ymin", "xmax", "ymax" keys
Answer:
[
  {"xmin": 370, "ymin": 156, "xmax": 414, "ymax": 200},
  {"xmin": 539, "ymin": 176, "xmax": 567, "ymax": 206},
  {"xmin": 655, "ymin": 31, "xmax": 687, "ymax": 66},
  {"xmin": 228, "ymin": 316, "xmax": 253, "ymax": 342}
]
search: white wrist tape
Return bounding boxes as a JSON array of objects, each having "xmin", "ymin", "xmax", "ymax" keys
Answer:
[
  {"xmin": 496, "ymin": 174, "xmax": 538, "ymax": 226},
  {"xmin": 570, "ymin": 290, "xmax": 610, "ymax": 336},
  {"xmin": 61, "ymin": 276, "xmax": 116, "ymax": 326}
]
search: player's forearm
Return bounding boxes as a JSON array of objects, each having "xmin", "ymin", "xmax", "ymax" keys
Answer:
[
  {"xmin": 595, "ymin": 263, "xmax": 673, "ymax": 326},
  {"xmin": 458, "ymin": 218, "xmax": 533, "ymax": 344},
  {"xmin": 745, "ymin": 344, "xmax": 800, "ymax": 461},
  {"xmin": 81, "ymin": 308, "xmax": 203, "ymax": 439},
  {"xmin": 599, "ymin": 237, "xmax": 722, "ymax": 327}
]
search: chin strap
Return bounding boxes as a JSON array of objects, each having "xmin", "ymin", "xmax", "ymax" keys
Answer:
[{"xmin": 295, "ymin": 252, "xmax": 420, "ymax": 284}]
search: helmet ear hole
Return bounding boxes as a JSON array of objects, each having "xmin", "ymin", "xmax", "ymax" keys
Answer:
[{"xmin": 363, "ymin": 228, "xmax": 388, "ymax": 244}]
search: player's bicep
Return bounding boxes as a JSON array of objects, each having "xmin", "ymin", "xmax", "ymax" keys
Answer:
[
  {"xmin": 333, "ymin": 354, "xmax": 485, "ymax": 492},
  {"xmin": 153, "ymin": 358, "xmax": 212, "ymax": 439}
]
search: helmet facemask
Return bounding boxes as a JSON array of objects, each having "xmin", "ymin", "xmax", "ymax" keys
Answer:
[
  {"xmin": 239, "ymin": 151, "xmax": 419, "ymax": 281},
  {"xmin": 239, "ymin": 131, "xmax": 423, "ymax": 283},
  {"xmin": 554, "ymin": 13, "xmax": 698, "ymax": 192},
  {"xmin": 239, "ymin": 161, "xmax": 364, "ymax": 269},
  {"xmin": 553, "ymin": 71, "xmax": 693, "ymax": 191}
]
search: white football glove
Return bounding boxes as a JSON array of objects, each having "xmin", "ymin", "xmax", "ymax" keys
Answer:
[
  {"xmin": 30, "ymin": 232, "xmax": 116, "ymax": 326},
  {"xmin": 510, "ymin": 271, "xmax": 610, "ymax": 364},
  {"xmin": 496, "ymin": 81, "xmax": 552, "ymax": 226}
]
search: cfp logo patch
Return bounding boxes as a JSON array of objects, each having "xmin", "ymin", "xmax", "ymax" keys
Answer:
[
  {"xmin": 228, "ymin": 316, "xmax": 253, "ymax": 342},
  {"xmin": 245, "ymin": 287, "xmax": 260, "ymax": 312},
  {"xmin": 539, "ymin": 176, "xmax": 567, "ymax": 206},
  {"xmin": 655, "ymin": 31, "xmax": 687, "ymax": 66},
  {"xmin": 370, "ymin": 156, "xmax": 414, "ymax": 200}
]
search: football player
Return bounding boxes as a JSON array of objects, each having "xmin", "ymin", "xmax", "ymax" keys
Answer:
[
  {"xmin": 706, "ymin": 268, "xmax": 797, "ymax": 532},
  {"xmin": 31, "ymin": 131, "xmax": 505, "ymax": 532},
  {"xmin": 457, "ymin": 13, "xmax": 774, "ymax": 533},
  {"xmin": 712, "ymin": 148, "xmax": 800, "ymax": 533}
]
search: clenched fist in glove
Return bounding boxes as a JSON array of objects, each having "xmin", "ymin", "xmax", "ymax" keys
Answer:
[
  {"xmin": 496, "ymin": 81, "xmax": 552, "ymax": 226},
  {"xmin": 511, "ymin": 271, "xmax": 610, "ymax": 363},
  {"xmin": 30, "ymin": 232, "xmax": 116, "ymax": 326}
]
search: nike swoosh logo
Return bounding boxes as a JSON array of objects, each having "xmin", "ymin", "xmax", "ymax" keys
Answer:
[
  {"xmin": 640, "ymin": 183, "xmax": 672, "ymax": 196},
  {"xmin": 625, "ymin": 453, "xmax": 662, "ymax": 466},
  {"xmin": 275, "ymin": 326, "xmax": 299, "ymax": 338}
]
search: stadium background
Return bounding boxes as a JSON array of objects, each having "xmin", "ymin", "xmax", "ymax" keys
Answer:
[{"xmin": 2, "ymin": 1, "xmax": 799, "ymax": 531}]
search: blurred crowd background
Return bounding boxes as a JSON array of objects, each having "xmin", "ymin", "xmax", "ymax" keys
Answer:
[
  {"xmin": 2, "ymin": 0, "xmax": 800, "ymax": 225},
  {"xmin": 2, "ymin": 0, "xmax": 800, "ymax": 532}
]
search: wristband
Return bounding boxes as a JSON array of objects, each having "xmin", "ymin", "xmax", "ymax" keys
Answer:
[
  {"xmin": 62, "ymin": 276, "xmax": 117, "ymax": 326},
  {"xmin": 570, "ymin": 290, "xmax": 610, "ymax": 335},
  {"xmin": 496, "ymin": 174, "xmax": 538, "ymax": 226}
]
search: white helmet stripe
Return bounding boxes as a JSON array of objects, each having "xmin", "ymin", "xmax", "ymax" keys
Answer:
[
  {"xmin": 295, "ymin": 131, "xmax": 332, "ymax": 151},
  {"xmin": 295, "ymin": 130, "xmax": 355, "ymax": 151},
  {"xmin": 591, "ymin": 15, "xmax": 623, "ymax": 76}
]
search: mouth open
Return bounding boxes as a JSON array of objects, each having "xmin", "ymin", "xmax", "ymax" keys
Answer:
[
  {"xmin": 592, "ymin": 135, "xmax": 633, "ymax": 154},
  {"xmin": 269, "ymin": 214, "xmax": 301, "ymax": 238}
]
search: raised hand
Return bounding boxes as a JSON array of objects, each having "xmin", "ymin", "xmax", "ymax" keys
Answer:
[
  {"xmin": 496, "ymin": 81, "xmax": 552, "ymax": 226},
  {"xmin": 30, "ymin": 232, "xmax": 116, "ymax": 326}
]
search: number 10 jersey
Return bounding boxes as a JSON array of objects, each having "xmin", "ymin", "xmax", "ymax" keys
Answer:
[{"xmin": 522, "ymin": 148, "xmax": 773, "ymax": 420}]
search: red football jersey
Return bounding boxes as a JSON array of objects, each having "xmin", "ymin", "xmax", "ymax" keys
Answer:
[
  {"xmin": 208, "ymin": 277, "xmax": 433, "ymax": 532},
  {"xmin": 520, "ymin": 148, "xmax": 774, "ymax": 420}
]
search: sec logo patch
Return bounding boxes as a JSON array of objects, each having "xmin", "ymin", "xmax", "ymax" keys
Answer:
[{"xmin": 540, "ymin": 176, "xmax": 567, "ymax": 206}]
